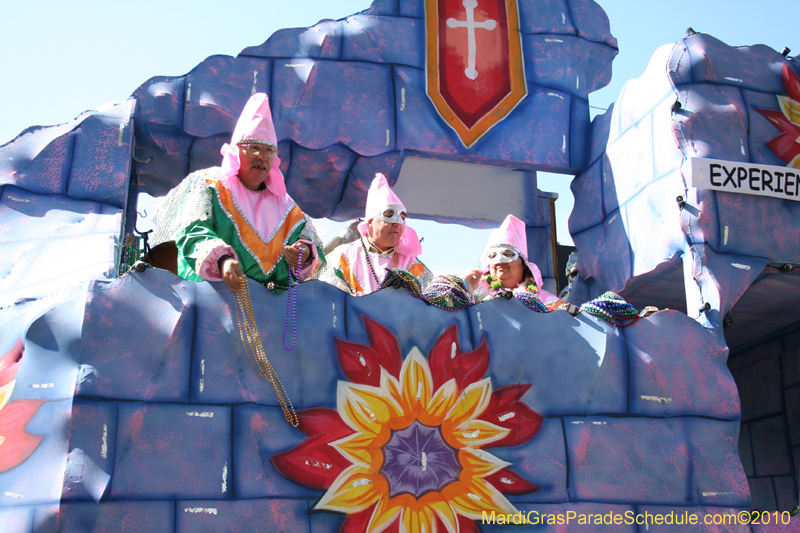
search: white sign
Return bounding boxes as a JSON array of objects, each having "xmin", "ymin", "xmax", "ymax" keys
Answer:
[{"xmin": 690, "ymin": 157, "xmax": 800, "ymax": 202}]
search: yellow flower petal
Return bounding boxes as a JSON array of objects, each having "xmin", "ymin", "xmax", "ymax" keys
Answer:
[
  {"xmin": 315, "ymin": 465, "xmax": 385, "ymax": 513},
  {"xmin": 331, "ymin": 431, "xmax": 385, "ymax": 470},
  {"xmin": 444, "ymin": 378, "xmax": 492, "ymax": 427},
  {"xmin": 458, "ymin": 448, "xmax": 511, "ymax": 478},
  {"xmin": 400, "ymin": 348, "xmax": 433, "ymax": 417},
  {"xmin": 442, "ymin": 477, "xmax": 518, "ymax": 520},
  {"xmin": 380, "ymin": 369, "xmax": 415, "ymax": 430},
  {"xmin": 790, "ymin": 152, "xmax": 800, "ymax": 169},
  {"xmin": 0, "ymin": 380, "xmax": 16, "ymax": 413},
  {"xmin": 338, "ymin": 381, "xmax": 404, "ymax": 435},
  {"xmin": 451, "ymin": 419, "xmax": 510, "ymax": 448},
  {"xmin": 401, "ymin": 506, "xmax": 435, "ymax": 533},
  {"xmin": 418, "ymin": 379, "xmax": 459, "ymax": 427},
  {"xmin": 367, "ymin": 495, "xmax": 407, "ymax": 533},
  {"xmin": 428, "ymin": 500, "xmax": 459, "ymax": 533},
  {"xmin": 778, "ymin": 95, "xmax": 800, "ymax": 126}
]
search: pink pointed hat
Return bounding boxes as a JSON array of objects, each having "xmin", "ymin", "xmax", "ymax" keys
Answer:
[
  {"xmin": 480, "ymin": 214, "xmax": 544, "ymax": 291},
  {"xmin": 357, "ymin": 173, "xmax": 422, "ymax": 256},
  {"xmin": 219, "ymin": 93, "xmax": 286, "ymax": 196}
]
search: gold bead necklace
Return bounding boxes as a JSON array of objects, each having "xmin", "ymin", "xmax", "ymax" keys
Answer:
[{"xmin": 233, "ymin": 276, "xmax": 299, "ymax": 427}]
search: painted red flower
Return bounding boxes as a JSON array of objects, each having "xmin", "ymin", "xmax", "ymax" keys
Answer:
[
  {"xmin": 273, "ymin": 317, "xmax": 543, "ymax": 533},
  {"xmin": 757, "ymin": 64, "xmax": 800, "ymax": 167},
  {"xmin": 0, "ymin": 339, "xmax": 45, "ymax": 472}
]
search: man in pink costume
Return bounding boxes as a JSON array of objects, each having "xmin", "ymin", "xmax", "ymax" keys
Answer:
[
  {"xmin": 465, "ymin": 214, "xmax": 560, "ymax": 305},
  {"xmin": 319, "ymin": 174, "xmax": 432, "ymax": 296},
  {"xmin": 151, "ymin": 93, "xmax": 323, "ymax": 293}
]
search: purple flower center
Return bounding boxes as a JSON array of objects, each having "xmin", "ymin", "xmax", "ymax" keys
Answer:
[{"xmin": 380, "ymin": 420, "xmax": 461, "ymax": 499}]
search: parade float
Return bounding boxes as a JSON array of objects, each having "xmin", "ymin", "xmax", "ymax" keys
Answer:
[{"xmin": 0, "ymin": 0, "xmax": 797, "ymax": 531}]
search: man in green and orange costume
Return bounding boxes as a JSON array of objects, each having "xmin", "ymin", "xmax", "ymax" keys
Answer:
[{"xmin": 151, "ymin": 93, "xmax": 324, "ymax": 292}]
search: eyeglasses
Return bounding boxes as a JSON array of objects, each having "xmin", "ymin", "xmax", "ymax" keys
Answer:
[{"xmin": 239, "ymin": 143, "xmax": 277, "ymax": 158}]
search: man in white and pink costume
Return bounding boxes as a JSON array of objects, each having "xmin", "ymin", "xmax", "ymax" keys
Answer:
[
  {"xmin": 151, "ymin": 93, "xmax": 323, "ymax": 293},
  {"xmin": 320, "ymin": 174, "xmax": 432, "ymax": 296},
  {"xmin": 465, "ymin": 214, "xmax": 561, "ymax": 306}
]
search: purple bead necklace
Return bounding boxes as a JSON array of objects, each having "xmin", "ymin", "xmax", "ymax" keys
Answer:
[{"xmin": 283, "ymin": 246, "xmax": 302, "ymax": 351}]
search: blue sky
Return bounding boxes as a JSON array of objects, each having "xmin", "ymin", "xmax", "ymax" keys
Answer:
[{"xmin": 1, "ymin": 0, "xmax": 796, "ymax": 275}]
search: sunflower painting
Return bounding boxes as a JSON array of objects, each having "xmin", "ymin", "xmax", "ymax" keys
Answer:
[{"xmin": 273, "ymin": 316, "xmax": 543, "ymax": 533}]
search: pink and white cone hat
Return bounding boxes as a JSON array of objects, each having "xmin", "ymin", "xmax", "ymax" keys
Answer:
[
  {"xmin": 358, "ymin": 173, "xmax": 422, "ymax": 257},
  {"xmin": 480, "ymin": 214, "xmax": 544, "ymax": 291},
  {"xmin": 219, "ymin": 93, "xmax": 286, "ymax": 196}
]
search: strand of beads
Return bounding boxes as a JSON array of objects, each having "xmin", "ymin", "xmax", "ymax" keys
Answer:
[
  {"xmin": 423, "ymin": 275, "xmax": 473, "ymax": 310},
  {"xmin": 580, "ymin": 292, "xmax": 643, "ymax": 327},
  {"xmin": 234, "ymin": 277, "xmax": 298, "ymax": 427},
  {"xmin": 119, "ymin": 233, "xmax": 141, "ymax": 276},
  {"xmin": 515, "ymin": 291, "xmax": 548, "ymax": 313},
  {"xmin": 283, "ymin": 246, "xmax": 302, "ymax": 351}
]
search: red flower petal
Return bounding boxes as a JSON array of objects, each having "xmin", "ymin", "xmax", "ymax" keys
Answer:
[
  {"xmin": 363, "ymin": 316, "xmax": 402, "ymax": 379},
  {"xmin": 296, "ymin": 407, "xmax": 353, "ymax": 440},
  {"xmin": 783, "ymin": 64, "xmax": 800, "ymax": 104},
  {"xmin": 453, "ymin": 337, "xmax": 489, "ymax": 391},
  {"xmin": 757, "ymin": 108, "xmax": 800, "ymax": 136},
  {"xmin": 0, "ymin": 399, "xmax": 45, "ymax": 473},
  {"xmin": 480, "ymin": 399, "xmax": 543, "ymax": 449},
  {"xmin": 766, "ymin": 132, "xmax": 800, "ymax": 164},
  {"xmin": 456, "ymin": 514, "xmax": 483, "ymax": 533},
  {"xmin": 483, "ymin": 384, "xmax": 531, "ymax": 412},
  {"xmin": 339, "ymin": 502, "xmax": 377, "ymax": 533},
  {"xmin": 336, "ymin": 339, "xmax": 382, "ymax": 387},
  {"xmin": 428, "ymin": 324, "xmax": 459, "ymax": 391},
  {"xmin": 484, "ymin": 467, "xmax": 539, "ymax": 495},
  {"xmin": 0, "ymin": 339, "xmax": 24, "ymax": 387},
  {"xmin": 271, "ymin": 434, "xmax": 352, "ymax": 490}
]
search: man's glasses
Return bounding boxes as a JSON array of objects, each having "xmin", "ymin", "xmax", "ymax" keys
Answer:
[{"xmin": 239, "ymin": 143, "xmax": 277, "ymax": 158}]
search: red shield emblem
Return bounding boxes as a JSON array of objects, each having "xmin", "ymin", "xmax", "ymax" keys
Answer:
[{"xmin": 425, "ymin": 0, "xmax": 526, "ymax": 147}]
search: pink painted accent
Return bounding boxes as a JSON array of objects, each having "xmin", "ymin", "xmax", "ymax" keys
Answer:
[{"xmin": 219, "ymin": 93, "xmax": 286, "ymax": 196}]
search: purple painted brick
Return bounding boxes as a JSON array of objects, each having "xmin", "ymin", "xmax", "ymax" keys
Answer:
[
  {"xmin": 469, "ymin": 298, "xmax": 626, "ymax": 416},
  {"xmin": 490, "ymin": 417, "xmax": 568, "ymax": 503},
  {"xmin": 111, "ymin": 402, "xmax": 232, "ymax": 500},
  {"xmin": 566, "ymin": 417, "xmax": 691, "ymax": 505},
  {"xmin": 522, "ymin": 35, "xmax": 617, "ymax": 98},
  {"xmin": 749, "ymin": 478, "xmax": 778, "ymax": 512},
  {"xmin": 568, "ymin": 155, "xmax": 606, "ymax": 235},
  {"xmin": 739, "ymin": 423, "xmax": 754, "ymax": 477},
  {"xmin": 685, "ymin": 419, "xmax": 750, "ymax": 508},
  {"xmin": 133, "ymin": 75, "xmax": 185, "ymax": 128},
  {"xmin": 342, "ymin": 15, "xmax": 422, "ymax": 68},
  {"xmin": 34, "ymin": 501, "xmax": 175, "ymax": 533},
  {"xmin": 0, "ymin": 505, "xmax": 33, "ymax": 533},
  {"xmin": 782, "ymin": 337, "xmax": 800, "ymax": 388},
  {"xmin": 627, "ymin": 310, "xmax": 738, "ymax": 419},
  {"xmin": 233, "ymin": 405, "xmax": 319, "ymax": 499},
  {"xmin": 786, "ymin": 386, "xmax": 800, "ymax": 446},
  {"xmin": 176, "ymin": 499, "xmax": 309, "ymax": 533},
  {"xmin": 567, "ymin": 0, "xmax": 617, "ymax": 48},
  {"xmin": 683, "ymin": 34, "xmax": 785, "ymax": 95},
  {"xmin": 518, "ymin": 0, "xmax": 577, "ymax": 36},
  {"xmin": 773, "ymin": 475, "xmax": 798, "ymax": 512},
  {"xmin": 182, "ymin": 55, "xmax": 271, "ymax": 138},
  {"xmin": 571, "ymin": 208, "xmax": 633, "ymax": 293},
  {"xmin": 79, "ymin": 270, "xmax": 194, "ymax": 402},
  {"xmin": 286, "ymin": 143, "xmax": 357, "ymax": 219},
  {"xmin": 272, "ymin": 58, "xmax": 394, "ymax": 156},
  {"xmin": 330, "ymin": 151, "xmax": 400, "ymax": 221},
  {"xmin": 731, "ymin": 356, "xmax": 782, "ymax": 423},
  {"xmin": 243, "ymin": 20, "xmax": 342, "ymax": 59},
  {"xmin": 62, "ymin": 400, "xmax": 118, "ymax": 502},
  {"xmin": 67, "ymin": 106, "xmax": 134, "ymax": 209},
  {"xmin": 751, "ymin": 415, "xmax": 793, "ymax": 477}
]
